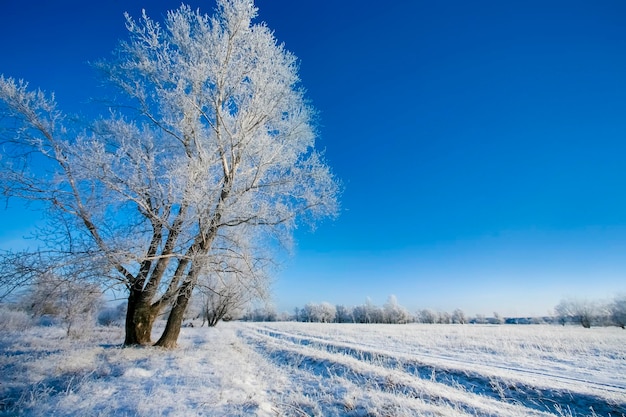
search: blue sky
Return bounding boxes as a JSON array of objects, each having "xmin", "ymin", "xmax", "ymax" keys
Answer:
[{"xmin": 1, "ymin": 1, "xmax": 626, "ymax": 316}]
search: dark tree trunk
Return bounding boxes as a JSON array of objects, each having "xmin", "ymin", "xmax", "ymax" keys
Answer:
[
  {"xmin": 124, "ymin": 290, "xmax": 159, "ymax": 346},
  {"xmin": 155, "ymin": 281, "xmax": 195, "ymax": 349},
  {"xmin": 135, "ymin": 303, "xmax": 158, "ymax": 344},
  {"xmin": 124, "ymin": 290, "xmax": 140, "ymax": 345},
  {"xmin": 154, "ymin": 219, "xmax": 218, "ymax": 348}
]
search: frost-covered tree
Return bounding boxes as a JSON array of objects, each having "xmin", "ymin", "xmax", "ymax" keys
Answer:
[
  {"xmin": 300, "ymin": 303, "xmax": 314, "ymax": 322},
  {"xmin": 492, "ymin": 312, "xmax": 505, "ymax": 324},
  {"xmin": 242, "ymin": 304, "xmax": 277, "ymax": 321},
  {"xmin": 383, "ymin": 295, "xmax": 411, "ymax": 324},
  {"xmin": 437, "ymin": 311, "xmax": 451, "ymax": 324},
  {"xmin": 610, "ymin": 295, "xmax": 626, "ymax": 329},
  {"xmin": 0, "ymin": 0, "xmax": 338, "ymax": 348},
  {"xmin": 474, "ymin": 314, "xmax": 487, "ymax": 324},
  {"xmin": 302, "ymin": 302, "xmax": 335, "ymax": 323},
  {"xmin": 351, "ymin": 299, "xmax": 383, "ymax": 323},
  {"xmin": 23, "ymin": 274, "xmax": 102, "ymax": 337},
  {"xmin": 418, "ymin": 309, "xmax": 437, "ymax": 324},
  {"xmin": 555, "ymin": 298, "xmax": 597, "ymax": 328},
  {"xmin": 317, "ymin": 302, "xmax": 337, "ymax": 323},
  {"xmin": 335, "ymin": 304, "xmax": 354, "ymax": 323},
  {"xmin": 451, "ymin": 308, "xmax": 466, "ymax": 324},
  {"xmin": 197, "ymin": 246, "xmax": 269, "ymax": 327}
]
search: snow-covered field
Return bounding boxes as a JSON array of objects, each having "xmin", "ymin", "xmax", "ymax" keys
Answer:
[{"xmin": 1, "ymin": 322, "xmax": 624, "ymax": 416}]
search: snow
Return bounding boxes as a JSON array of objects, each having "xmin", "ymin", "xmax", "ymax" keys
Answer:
[{"xmin": 1, "ymin": 322, "xmax": 624, "ymax": 416}]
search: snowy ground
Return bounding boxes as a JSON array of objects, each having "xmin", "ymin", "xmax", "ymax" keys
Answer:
[{"xmin": 1, "ymin": 322, "xmax": 624, "ymax": 416}]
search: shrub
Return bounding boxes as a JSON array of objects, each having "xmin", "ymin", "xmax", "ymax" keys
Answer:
[{"xmin": 0, "ymin": 305, "xmax": 33, "ymax": 331}]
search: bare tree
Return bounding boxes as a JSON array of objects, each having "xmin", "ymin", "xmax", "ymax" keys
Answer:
[
  {"xmin": 24, "ymin": 273, "xmax": 102, "ymax": 337},
  {"xmin": 335, "ymin": 304, "xmax": 354, "ymax": 323},
  {"xmin": 302, "ymin": 302, "xmax": 337, "ymax": 323},
  {"xmin": 317, "ymin": 302, "xmax": 337, "ymax": 323},
  {"xmin": 0, "ymin": 0, "xmax": 338, "ymax": 348},
  {"xmin": 474, "ymin": 314, "xmax": 487, "ymax": 324},
  {"xmin": 493, "ymin": 312, "xmax": 505, "ymax": 324},
  {"xmin": 418, "ymin": 309, "xmax": 437, "ymax": 324},
  {"xmin": 451, "ymin": 308, "xmax": 466, "ymax": 324},
  {"xmin": 555, "ymin": 298, "xmax": 597, "ymax": 328},
  {"xmin": 437, "ymin": 311, "xmax": 451, "ymax": 324},
  {"xmin": 383, "ymin": 295, "xmax": 411, "ymax": 324},
  {"xmin": 610, "ymin": 295, "xmax": 626, "ymax": 329},
  {"xmin": 197, "ymin": 241, "xmax": 270, "ymax": 327},
  {"xmin": 242, "ymin": 304, "xmax": 277, "ymax": 322}
]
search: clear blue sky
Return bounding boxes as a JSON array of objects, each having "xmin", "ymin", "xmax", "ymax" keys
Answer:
[{"xmin": 1, "ymin": 1, "xmax": 625, "ymax": 316}]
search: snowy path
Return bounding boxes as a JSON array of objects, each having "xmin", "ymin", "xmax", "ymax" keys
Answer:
[
  {"xmin": 238, "ymin": 322, "xmax": 626, "ymax": 417},
  {"xmin": 249, "ymin": 325, "xmax": 626, "ymax": 391},
  {"xmin": 241, "ymin": 326, "xmax": 549, "ymax": 416}
]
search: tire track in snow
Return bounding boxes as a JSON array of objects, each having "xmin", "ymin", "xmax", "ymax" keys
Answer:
[
  {"xmin": 239, "ymin": 327, "xmax": 561, "ymax": 417},
  {"xmin": 238, "ymin": 330, "xmax": 381, "ymax": 416},
  {"xmin": 249, "ymin": 325, "xmax": 626, "ymax": 417},
  {"xmin": 255, "ymin": 326, "xmax": 626, "ymax": 391},
  {"xmin": 257, "ymin": 325, "xmax": 626, "ymax": 393}
]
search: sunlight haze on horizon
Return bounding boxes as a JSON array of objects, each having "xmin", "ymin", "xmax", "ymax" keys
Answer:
[{"xmin": 1, "ymin": 0, "xmax": 625, "ymax": 317}]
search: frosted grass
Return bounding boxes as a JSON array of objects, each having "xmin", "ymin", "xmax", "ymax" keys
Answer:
[{"xmin": 1, "ymin": 322, "xmax": 624, "ymax": 416}]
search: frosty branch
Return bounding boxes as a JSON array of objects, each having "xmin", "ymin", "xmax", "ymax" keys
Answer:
[{"xmin": 0, "ymin": 0, "xmax": 339, "ymax": 348}]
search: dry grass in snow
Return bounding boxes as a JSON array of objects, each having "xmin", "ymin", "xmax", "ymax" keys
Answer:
[{"xmin": 1, "ymin": 322, "xmax": 624, "ymax": 416}]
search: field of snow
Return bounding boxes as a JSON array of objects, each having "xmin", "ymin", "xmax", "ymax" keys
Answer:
[{"xmin": 1, "ymin": 321, "xmax": 624, "ymax": 416}]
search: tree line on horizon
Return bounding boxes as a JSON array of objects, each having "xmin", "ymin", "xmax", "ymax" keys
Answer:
[{"xmin": 242, "ymin": 294, "xmax": 626, "ymax": 328}]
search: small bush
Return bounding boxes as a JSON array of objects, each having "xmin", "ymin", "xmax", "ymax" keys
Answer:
[{"xmin": 0, "ymin": 305, "xmax": 33, "ymax": 331}]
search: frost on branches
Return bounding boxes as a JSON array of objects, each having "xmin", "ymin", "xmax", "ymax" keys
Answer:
[{"xmin": 0, "ymin": 0, "xmax": 339, "ymax": 348}]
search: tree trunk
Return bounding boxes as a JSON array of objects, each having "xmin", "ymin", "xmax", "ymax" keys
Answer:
[
  {"xmin": 135, "ymin": 304, "xmax": 158, "ymax": 344},
  {"xmin": 155, "ymin": 282, "xmax": 194, "ymax": 349},
  {"xmin": 124, "ymin": 290, "xmax": 158, "ymax": 346},
  {"xmin": 124, "ymin": 290, "xmax": 140, "ymax": 345}
]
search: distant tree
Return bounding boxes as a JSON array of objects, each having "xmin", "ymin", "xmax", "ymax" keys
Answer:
[
  {"xmin": 474, "ymin": 314, "xmax": 487, "ymax": 325},
  {"xmin": 364, "ymin": 298, "xmax": 384, "ymax": 323},
  {"xmin": 335, "ymin": 305, "xmax": 353, "ymax": 323},
  {"xmin": 493, "ymin": 312, "xmax": 505, "ymax": 324},
  {"xmin": 594, "ymin": 301, "xmax": 613, "ymax": 327},
  {"xmin": 555, "ymin": 300, "xmax": 572, "ymax": 326},
  {"xmin": 243, "ymin": 304, "xmax": 277, "ymax": 322},
  {"xmin": 555, "ymin": 298, "xmax": 597, "ymax": 328},
  {"xmin": 418, "ymin": 309, "xmax": 437, "ymax": 324},
  {"xmin": 198, "ymin": 286, "xmax": 233, "ymax": 327},
  {"xmin": 301, "ymin": 303, "xmax": 316, "ymax": 322},
  {"xmin": 383, "ymin": 295, "xmax": 411, "ymax": 324},
  {"xmin": 352, "ymin": 305, "xmax": 368, "ymax": 323},
  {"xmin": 451, "ymin": 309, "xmax": 466, "ymax": 324},
  {"xmin": 317, "ymin": 302, "xmax": 336, "ymax": 323},
  {"xmin": 196, "ymin": 248, "xmax": 270, "ymax": 327},
  {"xmin": 276, "ymin": 311, "xmax": 292, "ymax": 322},
  {"xmin": 610, "ymin": 295, "xmax": 626, "ymax": 329},
  {"xmin": 348, "ymin": 299, "xmax": 380, "ymax": 324},
  {"xmin": 264, "ymin": 306, "xmax": 278, "ymax": 322},
  {"xmin": 437, "ymin": 311, "xmax": 451, "ymax": 324},
  {"xmin": 301, "ymin": 302, "xmax": 336, "ymax": 323}
]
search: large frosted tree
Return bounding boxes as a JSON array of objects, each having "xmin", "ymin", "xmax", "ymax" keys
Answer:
[{"xmin": 0, "ymin": 0, "xmax": 339, "ymax": 348}]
